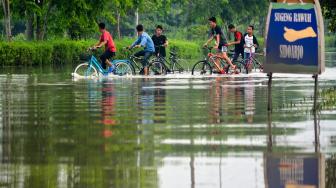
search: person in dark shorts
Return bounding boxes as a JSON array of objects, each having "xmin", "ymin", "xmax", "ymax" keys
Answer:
[
  {"xmin": 92, "ymin": 23, "xmax": 117, "ymax": 72},
  {"xmin": 203, "ymin": 17, "xmax": 236, "ymax": 74},
  {"xmin": 128, "ymin": 24, "xmax": 155, "ymax": 76},
  {"xmin": 152, "ymin": 25, "xmax": 168, "ymax": 57},
  {"xmin": 227, "ymin": 24, "xmax": 244, "ymax": 62}
]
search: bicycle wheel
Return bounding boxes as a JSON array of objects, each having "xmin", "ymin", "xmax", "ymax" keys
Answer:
[
  {"xmin": 191, "ymin": 61, "xmax": 212, "ymax": 75},
  {"xmin": 253, "ymin": 61, "xmax": 264, "ymax": 73},
  {"xmin": 246, "ymin": 61, "xmax": 253, "ymax": 74},
  {"xmin": 74, "ymin": 63, "xmax": 98, "ymax": 77},
  {"xmin": 115, "ymin": 62, "xmax": 135, "ymax": 76},
  {"xmin": 172, "ymin": 62, "xmax": 184, "ymax": 73},
  {"xmin": 149, "ymin": 61, "xmax": 167, "ymax": 75},
  {"xmin": 226, "ymin": 60, "xmax": 241, "ymax": 74},
  {"xmin": 236, "ymin": 61, "xmax": 248, "ymax": 74}
]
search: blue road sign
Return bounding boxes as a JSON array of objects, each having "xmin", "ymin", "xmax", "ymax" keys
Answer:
[{"xmin": 264, "ymin": 2, "xmax": 325, "ymax": 74}]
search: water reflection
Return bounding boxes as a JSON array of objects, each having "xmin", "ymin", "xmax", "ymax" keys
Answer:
[
  {"xmin": 0, "ymin": 70, "xmax": 335, "ymax": 187},
  {"xmin": 265, "ymin": 108, "xmax": 325, "ymax": 188}
]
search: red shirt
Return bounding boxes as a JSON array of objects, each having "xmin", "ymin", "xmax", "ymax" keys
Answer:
[
  {"xmin": 234, "ymin": 31, "xmax": 244, "ymax": 50},
  {"xmin": 100, "ymin": 31, "xmax": 116, "ymax": 52}
]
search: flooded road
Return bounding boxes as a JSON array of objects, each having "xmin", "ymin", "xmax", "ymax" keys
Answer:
[{"xmin": 0, "ymin": 66, "xmax": 335, "ymax": 188}]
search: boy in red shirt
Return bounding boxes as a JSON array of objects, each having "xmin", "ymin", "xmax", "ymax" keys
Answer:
[
  {"xmin": 92, "ymin": 23, "xmax": 117, "ymax": 72},
  {"xmin": 227, "ymin": 24, "xmax": 244, "ymax": 62}
]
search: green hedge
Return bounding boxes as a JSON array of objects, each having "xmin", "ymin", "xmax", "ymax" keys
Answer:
[{"xmin": 0, "ymin": 39, "xmax": 202, "ymax": 66}]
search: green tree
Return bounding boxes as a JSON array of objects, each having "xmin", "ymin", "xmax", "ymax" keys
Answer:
[
  {"xmin": 321, "ymin": 0, "xmax": 336, "ymax": 32},
  {"xmin": 1, "ymin": 0, "xmax": 11, "ymax": 41}
]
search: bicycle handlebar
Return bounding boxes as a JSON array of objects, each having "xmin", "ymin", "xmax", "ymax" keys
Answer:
[{"xmin": 203, "ymin": 46, "xmax": 214, "ymax": 51}]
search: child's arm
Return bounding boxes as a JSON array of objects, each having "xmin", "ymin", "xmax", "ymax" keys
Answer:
[
  {"xmin": 203, "ymin": 35, "xmax": 214, "ymax": 47},
  {"xmin": 228, "ymin": 32, "xmax": 242, "ymax": 46},
  {"xmin": 130, "ymin": 36, "xmax": 141, "ymax": 49}
]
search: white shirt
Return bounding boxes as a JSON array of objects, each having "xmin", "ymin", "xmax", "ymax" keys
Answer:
[{"xmin": 244, "ymin": 34, "xmax": 255, "ymax": 53}]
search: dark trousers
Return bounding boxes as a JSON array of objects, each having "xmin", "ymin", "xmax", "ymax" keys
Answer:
[
  {"xmin": 232, "ymin": 50, "xmax": 244, "ymax": 61},
  {"xmin": 100, "ymin": 50, "xmax": 115, "ymax": 69},
  {"xmin": 134, "ymin": 50, "xmax": 154, "ymax": 68}
]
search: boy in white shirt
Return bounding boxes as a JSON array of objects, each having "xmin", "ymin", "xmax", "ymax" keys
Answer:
[{"xmin": 243, "ymin": 25, "xmax": 259, "ymax": 64}]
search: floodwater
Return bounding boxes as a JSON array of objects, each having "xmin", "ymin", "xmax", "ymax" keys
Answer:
[{"xmin": 0, "ymin": 64, "xmax": 336, "ymax": 188}]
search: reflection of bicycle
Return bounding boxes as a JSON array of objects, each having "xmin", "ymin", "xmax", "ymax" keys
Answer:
[
  {"xmin": 191, "ymin": 47, "xmax": 242, "ymax": 75},
  {"xmin": 74, "ymin": 48, "xmax": 135, "ymax": 77},
  {"xmin": 151, "ymin": 45, "xmax": 184, "ymax": 73}
]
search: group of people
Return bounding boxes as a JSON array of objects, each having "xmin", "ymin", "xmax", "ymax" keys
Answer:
[
  {"xmin": 92, "ymin": 23, "xmax": 167, "ymax": 76},
  {"xmin": 204, "ymin": 17, "xmax": 259, "ymax": 74},
  {"xmin": 91, "ymin": 16, "xmax": 259, "ymax": 75}
]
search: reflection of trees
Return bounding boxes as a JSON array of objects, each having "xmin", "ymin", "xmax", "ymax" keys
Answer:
[
  {"xmin": 326, "ymin": 154, "xmax": 336, "ymax": 188},
  {"xmin": 320, "ymin": 87, "xmax": 336, "ymax": 110},
  {"xmin": 0, "ymin": 76, "xmax": 159, "ymax": 188},
  {"xmin": 2, "ymin": 74, "xmax": 335, "ymax": 187}
]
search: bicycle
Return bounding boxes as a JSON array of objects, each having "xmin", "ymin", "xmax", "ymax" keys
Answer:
[
  {"xmin": 74, "ymin": 48, "xmax": 135, "ymax": 78},
  {"xmin": 191, "ymin": 47, "xmax": 243, "ymax": 75},
  {"xmin": 239, "ymin": 48, "xmax": 264, "ymax": 74},
  {"xmin": 151, "ymin": 45, "xmax": 184, "ymax": 73},
  {"xmin": 124, "ymin": 48, "xmax": 167, "ymax": 75},
  {"xmin": 227, "ymin": 50, "xmax": 247, "ymax": 74}
]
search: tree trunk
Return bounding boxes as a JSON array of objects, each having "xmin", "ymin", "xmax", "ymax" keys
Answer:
[
  {"xmin": 117, "ymin": 11, "xmax": 121, "ymax": 39},
  {"xmin": 36, "ymin": 15, "xmax": 42, "ymax": 40},
  {"xmin": 1, "ymin": 0, "xmax": 11, "ymax": 41},
  {"xmin": 163, "ymin": 0, "xmax": 167, "ymax": 23},
  {"xmin": 35, "ymin": 0, "xmax": 45, "ymax": 40},
  {"xmin": 135, "ymin": 8, "xmax": 139, "ymax": 37},
  {"xmin": 259, "ymin": 16, "xmax": 265, "ymax": 37},
  {"xmin": 25, "ymin": 12, "xmax": 34, "ymax": 40},
  {"xmin": 41, "ymin": 2, "xmax": 53, "ymax": 40}
]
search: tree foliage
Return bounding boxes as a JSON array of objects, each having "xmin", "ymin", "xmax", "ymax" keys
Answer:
[
  {"xmin": 321, "ymin": 0, "xmax": 336, "ymax": 32},
  {"xmin": 1, "ymin": 0, "xmax": 335, "ymax": 41}
]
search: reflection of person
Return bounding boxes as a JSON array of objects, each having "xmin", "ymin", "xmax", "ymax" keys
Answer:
[
  {"xmin": 209, "ymin": 77, "xmax": 222, "ymax": 124},
  {"xmin": 101, "ymin": 81, "xmax": 116, "ymax": 137},
  {"xmin": 91, "ymin": 23, "xmax": 117, "ymax": 72},
  {"xmin": 153, "ymin": 79, "xmax": 167, "ymax": 124},
  {"xmin": 244, "ymin": 78, "xmax": 255, "ymax": 123},
  {"xmin": 138, "ymin": 79, "xmax": 155, "ymax": 125}
]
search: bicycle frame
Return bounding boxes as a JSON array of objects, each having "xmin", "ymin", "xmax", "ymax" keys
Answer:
[
  {"xmin": 88, "ymin": 55, "xmax": 107, "ymax": 75},
  {"xmin": 244, "ymin": 53, "xmax": 262, "ymax": 67},
  {"xmin": 206, "ymin": 49, "xmax": 227, "ymax": 71},
  {"xmin": 129, "ymin": 55, "xmax": 143, "ymax": 71}
]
